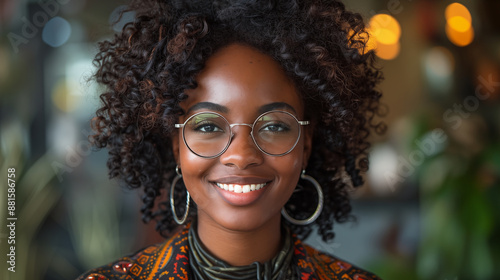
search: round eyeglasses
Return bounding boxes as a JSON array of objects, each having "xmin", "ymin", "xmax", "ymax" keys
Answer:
[{"xmin": 175, "ymin": 110, "xmax": 310, "ymax": 158}]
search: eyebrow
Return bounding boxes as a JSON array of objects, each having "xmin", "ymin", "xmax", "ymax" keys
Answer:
[
  {"xmin": 258, "ymin": 102, "xmax": 297, "ymax": 115},
  {"xmin": 186, "ymin": 101, "xmax": 297, "ymax": 115},
  {"xmin": 186, "ymin": 102, "xmax": 229, "ymax": 114}
]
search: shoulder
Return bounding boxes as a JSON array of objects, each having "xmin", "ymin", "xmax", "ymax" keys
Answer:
[
  {"xmin": 75, "ymin": 227, "xmax": 190, "ymax": 280},
  {"xmin": 75, "ymin": 243, "xmax": 161, "ymax": 280},
  {"xmin": 299, "ymin": 241, "xmax": 382, "ymax": 280}
]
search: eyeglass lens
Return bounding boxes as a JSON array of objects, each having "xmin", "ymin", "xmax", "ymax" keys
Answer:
[{"xmin": 182, "ymin": 111, "xmax": 301, "ymax": 157}]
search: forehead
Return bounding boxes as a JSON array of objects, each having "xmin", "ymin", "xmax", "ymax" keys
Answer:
[{"xmin": 182, "ymin": 43, "xmax": 303, "ymax": 117}]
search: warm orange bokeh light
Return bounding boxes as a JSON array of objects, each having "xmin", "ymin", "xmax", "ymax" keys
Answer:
[
  {"xmin": 447, "ymin": 16, "xmax": 472, "ymax": 32},
  {"xmin": 366, "ymin": 14, "xmax": 401, "ymax": 60},
  {"xmin": 375, "ymin": 41, "xmax": 400, "ymax": 60},
  {"xmin": 445, "ymin": 3, "xmax": 473, "ymax": 46},
  {"xmin": 369, "ymin": 14, "xmax": 401, "ymax": 45},
  {"xmin": 445, "ymin": 23, "xmax": 474, "ymax": 47},
  {"xmin": 445, "ymin": 3, "xmax": 471, "ymax": 22}
]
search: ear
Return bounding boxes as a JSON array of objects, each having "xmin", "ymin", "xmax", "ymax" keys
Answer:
[
  {"xmin": 302, "ymin": 124, "xmax": 314, "ymax": 170},
  {"xmin": 171, "ymin": 129, "xmax": 180, "ymax": 165}
]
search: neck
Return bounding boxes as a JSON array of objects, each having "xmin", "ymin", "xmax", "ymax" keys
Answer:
[{"xmin": 196, "ymin": 213, "xmax": 283, "ymax": 266}]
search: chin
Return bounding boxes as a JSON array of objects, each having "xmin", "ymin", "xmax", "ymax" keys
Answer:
[{"xmin": 201, "ymin": 208, "xmax": 280, "ymax": 232}]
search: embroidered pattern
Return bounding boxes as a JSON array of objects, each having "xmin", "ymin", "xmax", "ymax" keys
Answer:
[{"xmin": 77, "ymin": 226, "xmax": 380, "ymax": 280}]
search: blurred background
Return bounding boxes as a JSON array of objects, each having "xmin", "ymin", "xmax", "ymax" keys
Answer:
[{"xmin": 1, "ymin": 0, "xmax": 499, "ymax": 279}]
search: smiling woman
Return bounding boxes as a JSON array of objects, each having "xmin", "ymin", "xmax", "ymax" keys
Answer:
[
  {"xmin": 174, "ymin": 45, "xmax": 310, "ymax": 261},
  {"xmin": 78, "ymin": 0, "xmax": 385, "ymax": 279}
]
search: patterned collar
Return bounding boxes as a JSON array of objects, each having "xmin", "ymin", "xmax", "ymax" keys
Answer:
[{"xmin": 79, "ymin": 224, "xmax": 380, "ymax": 280}]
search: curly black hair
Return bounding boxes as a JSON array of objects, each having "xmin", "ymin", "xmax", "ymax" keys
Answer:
[{"xmin": 90, "ymin": 0, "xmax": 385, "ymax": 243}]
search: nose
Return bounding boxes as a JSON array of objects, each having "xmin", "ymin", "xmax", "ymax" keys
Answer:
[{"xmin": 219, "ymin": 125, "xmax": 264, "ymax": 169}]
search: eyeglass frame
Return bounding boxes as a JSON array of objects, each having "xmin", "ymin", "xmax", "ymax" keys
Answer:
[{"xmin": 174, "ymin": 110, "xmax": 310, "ymax": 158}]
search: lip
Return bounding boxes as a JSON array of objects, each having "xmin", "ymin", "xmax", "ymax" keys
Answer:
[{"xmin": 210, "ymin": 176, "xmax": 272, "ymax": 206}]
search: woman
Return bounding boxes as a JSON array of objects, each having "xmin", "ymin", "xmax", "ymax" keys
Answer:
[{"xmin": 78, "ymin": 0, "xmax": 384, "ymax": 279}]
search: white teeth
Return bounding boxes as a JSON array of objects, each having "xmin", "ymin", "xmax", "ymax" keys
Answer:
[
  {"xmin": 234, "ymin": 185, "xmax": 242, "ymax": 193},
  {"xmin": 242, "ymin": 185, "xmax": 250, "ymax": 193},
  {"xmin": 216, "ymin": 182, "xmax": 267, "ymax": 193}
]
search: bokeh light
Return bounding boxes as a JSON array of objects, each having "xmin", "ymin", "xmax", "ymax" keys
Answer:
[
  {"xmin": 368, "ymin": 14, "xmax": 402, "ymax": 60},
  {"xmin": 375, "ymin": 41, "xmax": 401, "ymax": 61},
  {"xmin": 42, "ymin": 16, "xmax": 72, "ymax": 48},
  {"xmin": 423, "ymin": 46, "xmax": 455, "ymax": 94},
  {"xmin": 445, "ymin": 23, "xmax": 474, "ymax": 47},
  {"xmin": 424, "ymin": 46, "xmax": 455, "ymax": 78},
  {"xmin": 369, "ymin": 14, "xmax": 401, "ymax": 45},
  {"xmin": 445, "ymin": 3, "xmax": 472, "ymax": 22},
  {"xmin": 476, "ymin": 59, "xmax": 500, "ymax": 100},
  {"xmin": 447, "ymin": 16, "xmax": 471, "ymax": 33},
  {"xmin": 51, "ymin": 78, "xmax": 80, "ymax": 112},
  {"xmin": 367, "ymin": 143, "xmax": 400, "ymax": 195},
  {"xmin": 445, "ymin": 3, "xmax": 474, "ymax": 47}
]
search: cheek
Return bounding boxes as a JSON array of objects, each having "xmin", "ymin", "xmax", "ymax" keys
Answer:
[
  {"xmin": 178, "ymin": 144, "xmax": 215, "ymax": 208},
  {"xmin": 279, "ymin": 153, "xmax": 302, "ymax": 176},
  {"xmin": 272, "ymin": 145, "xmax": 304, "ymax": 192},
  {"xmin": 282, "ymin": 140, "xmax": 306, "ymax": 191},
  {"xmin": 286, "ymin": 138, "xmax": 305, "ymax": 172},
  {"xmin": 260, "ymin": 153, "xmax": 303, "ymax": 220}
]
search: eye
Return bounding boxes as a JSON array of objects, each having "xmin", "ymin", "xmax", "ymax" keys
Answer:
[
  {"xmin": 194, "ymin": 122, "xmax": 224, "ymax": 133},
  {"xmin": 260, "ymin": 122, "xmax": 290, "ymax": 133}
]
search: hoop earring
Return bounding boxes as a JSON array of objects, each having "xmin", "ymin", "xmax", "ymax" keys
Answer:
[
  {"xmin": 281, "ymin": 170, "xmax": 324, "ymax": 225},
  {"xmin": 170, "ymin": 165, "xmax": 190, "ymax": 225}
]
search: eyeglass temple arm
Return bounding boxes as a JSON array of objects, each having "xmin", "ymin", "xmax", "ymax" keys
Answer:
[
  {"xmin": 175, "ymin": 124, "xmax": 184, "ymax": 128},
  {"xmin": 299, "ymin": 121, "xmax": 310, "ymax": 126}
]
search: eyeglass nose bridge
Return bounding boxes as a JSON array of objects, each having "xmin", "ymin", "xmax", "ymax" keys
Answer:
[
  {"xmin": 227, "ymin": 123, "xmax": 256, "ymax": 144},
  {"xmin": 229, "ymin": 123, "xmax": 253, "ymax": 129}
]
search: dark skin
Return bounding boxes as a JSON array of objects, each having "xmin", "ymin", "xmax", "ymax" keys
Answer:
[{"xmin": 172, "ymin": 43, "xmax": 314, "ymax": 266}]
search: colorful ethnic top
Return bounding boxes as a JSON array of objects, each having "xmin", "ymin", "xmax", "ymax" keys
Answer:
[{"xmin": 77, "ymin": 224, "xmax": 380, "ymax": 280}]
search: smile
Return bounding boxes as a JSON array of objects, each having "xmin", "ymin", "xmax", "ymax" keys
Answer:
[{"xmin": 215, "ymin": 183, "xmax": 267, "ymax": 193}]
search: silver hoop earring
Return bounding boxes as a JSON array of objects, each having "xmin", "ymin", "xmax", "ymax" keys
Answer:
[
  {"xmin": 170, "ymin": 165, "xmax": 190, "ymax": 225},
  {"xmin": 281, "ymin": 170, "xmax": 324, "ymax": 225}
]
